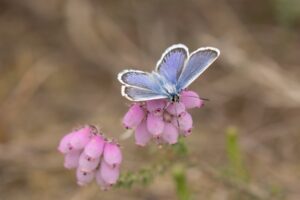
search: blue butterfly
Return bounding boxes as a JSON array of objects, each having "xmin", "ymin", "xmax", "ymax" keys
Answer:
[{"xmin": 118, "ymin": 44, "xmax": 220, "ymax": 102}]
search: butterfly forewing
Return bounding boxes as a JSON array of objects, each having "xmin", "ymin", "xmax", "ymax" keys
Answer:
[
  {"xmin": 156, "ymin": 44, "xmax": 188, "ymax": 85},
  {"xmin": 176, "ymin": 47, "xmax": 219, "ymax": 91},
  {"xmin": 118, "ymin": 70, "xmax": 163, "ymax": 92}
]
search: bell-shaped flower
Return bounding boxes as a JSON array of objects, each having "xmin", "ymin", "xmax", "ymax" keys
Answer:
[
  {"xmin": 180, "ymin": 90, "xmax": 203, "ymax": 109},
  {"xmin": 122, "ymin": 103, "xmax": 145, "ymax": 129},
  {"xmin": 146, "ymin": 113, "xmax": 164, "ymax": 137},
  {"xmin": 135, "ymin": 120, "xmax": 152, "ymax": 146},
  {"xmin": 103, "ymin": 142, "xmax": 122, "ymax": 168}
]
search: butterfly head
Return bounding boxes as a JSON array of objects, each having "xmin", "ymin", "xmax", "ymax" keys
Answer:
[{"xmin": 170, "ymin": 93, "xmax": 180, "ymax": 103}]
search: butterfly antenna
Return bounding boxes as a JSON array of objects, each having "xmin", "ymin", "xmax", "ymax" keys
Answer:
[{"xmin": 182, "ymin": 95, "xmax": 210, "ymax": 101}]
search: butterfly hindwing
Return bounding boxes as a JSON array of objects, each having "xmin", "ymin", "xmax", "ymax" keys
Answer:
[
  {"xmin": 156, "ymin": 44, "xmax": 188, "ymax": 85},
  {"xmin": 176, "ymin": 47, "xmax": 219, "ymax": 90},
  {"xmin": 121, "ymin": 86, "xmax": 167, "ymax": 101}
]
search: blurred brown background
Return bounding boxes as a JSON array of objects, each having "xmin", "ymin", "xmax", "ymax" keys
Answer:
[{"xmin": 0, "ymin": 0, "xmax": 300, "ymax": 199}]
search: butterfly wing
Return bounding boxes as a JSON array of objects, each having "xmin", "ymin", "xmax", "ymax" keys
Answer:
[
  {"xmin": 118, "ymin": 70, "xmax": 168, "ymax": 101},
  {"xmin": 156, "ymin": 44, "xmax": 188, "ymax": 85},
  {"xmin": 176, "ymin": 47, "xmax": 220, "ymax": 90},
  {"xmin": 121, "ymin": 86, "xmax": 167, "ymax": 101}
]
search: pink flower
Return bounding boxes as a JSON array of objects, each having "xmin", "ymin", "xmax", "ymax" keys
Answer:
[
  {"xmin": 103, "ymin": 142, "xmax": 122, "ymax": 168},
  {"xmin": 99, "ymin": 161, "xmax": 120, "ymax": 185},
  {"xmin": 58, "ymin": 125, "xmax": 122, "ymax": 189},
  {"xmin": 64, "ymin": 150, "xmax": 81, "ymax": 169},
  {"xmin": 166, "ymin": 102, "xmax": 186, "ymax": 116},
  {"xmin": 58, "ymin": 132, "xmax": 75, "ymax": 154},
  {"xmin": 76, "ymin": 167, "xmax": 95, "ymax": 186},
  {"xmin": 70, "ymin": 126, "xmax": 93, "ymax": 150},
  {"xmin": 122, "ymin": 103, "xmax": 145, "ymax": 129},
  {"xmin": 146, "ymin": 113, "xmax": 164, "ymax": 137},
  {"xmin": 162, "ymin": 123, "xmax": 179, "ymax": 144},
  {"xmin": 122, "ymin": 90, "xmax": 202, "ymax": 146},
  {"xmin": 84, "ymin": 135, "xmax": 105, "ymax": 159},
  {"xmin": 135, "ymin": 120, "xmax": 152, "ymax": 146},
  {"xmin": 180, "ymin": 90, "xmax": 203, "ymax": 109}
]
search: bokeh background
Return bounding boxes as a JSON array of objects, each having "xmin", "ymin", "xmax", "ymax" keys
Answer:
[{"xmin": 0, "ymin": 0, "xmax": 300, "ymax": 199}]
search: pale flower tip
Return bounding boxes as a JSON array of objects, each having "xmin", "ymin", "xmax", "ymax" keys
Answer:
[
  {"xmin": 146, "ymin": 113, "xmax": 164, "ymax": 136},
  {"xmin": 135, "ymin": 120, "xmax": 151, "ymax": 146},
  {"xmin": 122, "ymin": 103, "xmax": 145, "ymax": 129},
  {"xmin": 103, "ymin": 142, "xmax": 122, "ymax": 167}
]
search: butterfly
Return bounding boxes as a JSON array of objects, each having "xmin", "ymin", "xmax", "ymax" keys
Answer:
[{"xmin": 118, "ymin": 44, "xmax": 220, "ymax": 102}]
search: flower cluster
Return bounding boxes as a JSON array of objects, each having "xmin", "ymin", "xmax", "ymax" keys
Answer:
[
  {"xmin": 122, "ymin": 90, "xmax": 204, "ymax": 146},
  {"xmin": 57, "ymin": 125, "xmax": 122, "ymax": 190}
]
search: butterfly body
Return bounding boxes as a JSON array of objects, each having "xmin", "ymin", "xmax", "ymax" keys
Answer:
[{"xmin": 118, "ymin": 44, "xmax": 220, "ymax": 102}]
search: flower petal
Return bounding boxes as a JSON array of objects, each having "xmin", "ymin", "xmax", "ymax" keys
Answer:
[
  {"xmin": 84, "ymin": 135, "xmax": 105, "ymax": 159},
  {"xmin": 58, "ymin": 132, "xmax": 75, "ymax": 154},
  {"xmin": 78, "ymin": 152, "xmax": 101, "ymax": 172},
  {"xmin": 122, "ymin": 103, "xmax": 145, "ymax": 129},
  {"xmin": 146, "ymin": 113, "xmax": 164, "ymax": 137},
  {"xmin": 76, "ymin": 167, "xmax": 95, "ymax": 186},
  {"xmin": 96, "ymin": 168, "xmax": 111, "ymax": 190},
  {"xmin": 162, "ymin": 123, "xmax": 179, "ymax": 144},
  {"xmin": 100, "ymin": 161, "xmax": 120, "ymax": 185},
  {"xmin": 146, "ymin": 99, "xmax": 166, "ymax": 115},
  {"xmin": 180, "ymin": 90, "xmax": 203, "ymax": 109},
  {"xmin": 70, "ymin": 126, "xmax": 93, "ymax": 150},
  {"xmin": 103, "ymin": 142, "xmax": 122, "ymax": 167},
  {"xmin": 135, "ymin": 120, "xmax": 152, "ymax": 146},
  {"xmin": 166, "ymin": 102, "xmax": 186, "ymax": 116},
  {"xmin": 64, "ymin": 150, "xmax": 81, "ymax": 169}
]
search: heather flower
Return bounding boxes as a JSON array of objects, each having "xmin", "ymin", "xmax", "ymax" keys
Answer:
[
  {"xmin": 58, "ymin": 125, "xmax": 122, "ymax": 189},
  {"xmin": 122, "ymin": 90, "xmax": 203, "ymax": 146},
  {"xmin": 122, "ymin": 103, "xmax": 145, "ymax": 129}
]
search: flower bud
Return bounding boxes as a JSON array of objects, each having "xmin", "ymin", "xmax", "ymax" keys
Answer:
[
  {"xmin": 122, "ymin": 103, "xmax": 145, "ymax": 129},
  {"xmin": 58, "ymin": 132, "xmax": 75, "ymax": 154},
  {"xmin": 166, "ymin": 102, "xmax": 186, "ymax": 116},
  {"xmin": 162, "ymin": 123, "xmax": 179, "ymax": 144},
  {"xmin": 103, "ymin": 142, "xmax": 122, "ymax": 167},
  {"xmin": 135, "ymin": 120, "xmax": 152, "ymax": 146},
  {"xmin": 180, "ymin": 90, "xmax": 203, "ymax": 109},
  {"xmin": 177, "ymin": 112, "xmax": 193, "ymax": 132},
  {"xmin": 70, "ymin": 126, "xmax": 93, "ymax": 150},
  {"xmin": 84, "ymin": 135, "xmax": 105, "ymax": 159},
  {"xmin": 78, "ymin": 152, "xmax": 101, "ymax": 172},
  {"xmin": 100, "ymin": 161, "xmax": 120, "ymax": 185},
  {"xmin": 146, "ymin": 99, "xmax": 166, "ymax": 115},
  {"xmin": 76, "ymin": 167, "xmax": 95, "ymax": 186},
  {"xmin": 146, "ymin": 113, "xmax": 164, "ymax": 137},
  {"xmin": 96, "ymin": 168, "xmax": 110, "ymax": 190},
  {"xmin": 64, "ymin": 150, "xmax": 81, "ymax": 169}
]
